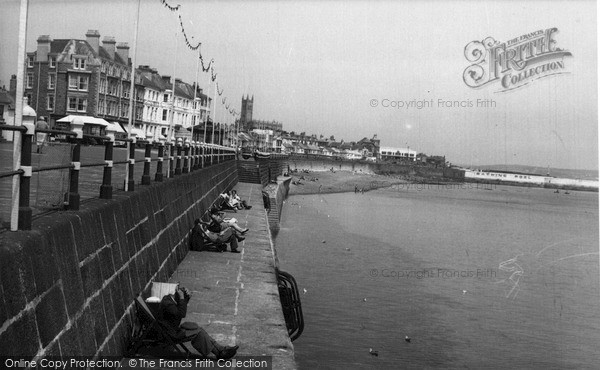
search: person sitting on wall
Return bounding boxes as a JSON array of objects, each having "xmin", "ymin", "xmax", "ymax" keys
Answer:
[
  {"xmin": 158, "ymin": 286, "xmax": 238, "ymax": 359},
  {"xmin": 229, "ymin": 190, "xmax": 252, "ymax": 210},
  {"xmin": 218, "ymin": 192, "xmax": 238, "ymax": 212},
  {"xmin": 210, "ymin": 208, "xmax": 249, "ymax": 234},
  {"xmin": 203, "ymin": 210, "xmax": 245, "ymax": 253}
]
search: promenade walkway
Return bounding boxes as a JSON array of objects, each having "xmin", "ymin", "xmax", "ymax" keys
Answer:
[{"xmin": 128, "ymin": 182, "xmax": 296, "ymax": 369}]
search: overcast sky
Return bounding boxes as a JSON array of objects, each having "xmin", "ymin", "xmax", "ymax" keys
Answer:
[{"xmin": 0, "ymin": 0, "xmax": 597, "ymax": 170}]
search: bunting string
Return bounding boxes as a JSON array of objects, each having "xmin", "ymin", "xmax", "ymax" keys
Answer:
[
  {"xmin": 161, "ymin": 0, "xmax": 180, "ymax": 12},
  {"xmin": 158, "ymin": 0, "xmax": 240, "ymax": 119},
  {"xmin": 178, "ymin": 14, "xmax": 201, "ymax": 50}
]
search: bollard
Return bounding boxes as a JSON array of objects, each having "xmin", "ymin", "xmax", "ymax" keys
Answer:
[
  {"xmin": 182, "ymin": 138, "xmax": 190, "ymax": 174},
  {"xmin": 141, "ymin": 139, "xmax": 153, "ymax": 185},
  {"xmin": 18, "ymin": 103, "xmax": 36, "ymax": 230},
  {"xmin": 100, "ymin": 124, "xmax": 116, "ymax": 199},
  {"xmin": 175, "ymin": 137, "xmax": 183, "ymax": 175},
  {"xmin": 68, "ymin": 118, "xmax": 84, "ymax": 210},
  {"xmin": 155, "ymin": 137, "xmax": 165, "ymax": 182},
  {"xmin": 127, "ymin": 132, "xmax": 137, "ymax": 191}
]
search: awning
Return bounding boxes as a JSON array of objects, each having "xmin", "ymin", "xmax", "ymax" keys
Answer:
[
  {"xmin": 127, "ymin": 127, "xmax": 147, "ymax": 139},
  {"xmin": 106, "ymin": 121, "xmax": 126, "ymax": 133},
  {"xmin": 57, "ymin": 115, "xmax": 109, "ymax": 127}
]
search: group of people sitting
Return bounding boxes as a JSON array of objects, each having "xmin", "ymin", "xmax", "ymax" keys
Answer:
[
  {"xmin": 219, "ymin": 190, "xmax": 252, "ymax": 212},
  {"xmin": 190, "ymin": 189, "xmax": 252, "ymax": 253}
]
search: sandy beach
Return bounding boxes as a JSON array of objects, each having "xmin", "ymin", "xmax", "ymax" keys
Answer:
[{"xmin": 285, "ymin": 169, "xmax": 407, "ymax": 195}]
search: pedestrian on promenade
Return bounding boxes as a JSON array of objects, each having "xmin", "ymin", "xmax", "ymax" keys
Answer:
[
  {"xmin": 35, "ymin": 116, "xmax": 49, "ymax": 153},
  {"xmin": 158, "ymin": 286, "xmax": 238, "ymax": 359}
]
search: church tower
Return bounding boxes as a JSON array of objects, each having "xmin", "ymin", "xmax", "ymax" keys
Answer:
[{"xmin": 240, "ymin": 95, "xmax": 254, "ymax": 131}]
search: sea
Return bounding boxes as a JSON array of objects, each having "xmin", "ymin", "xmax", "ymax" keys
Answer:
[{"xmin": 274, "ymin": 183, "xmax": 599, "ymax": 369}]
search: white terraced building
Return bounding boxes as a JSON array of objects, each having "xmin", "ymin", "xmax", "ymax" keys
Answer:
[{"xmin": 380, "ymin": 146, "xmax": 417, "ymax": 161}]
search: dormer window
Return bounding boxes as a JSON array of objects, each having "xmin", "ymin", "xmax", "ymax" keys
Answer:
[
  {"xmin": 49, "ymin": 56, "xmax": 56, "ymax": 68},
  {"xmin": 27, "ymin": 56, "xmax": 34, "ymax": 68},
  {"xmin": 72, "ymin": 57, "xmax": 86, "ymax": 70}
]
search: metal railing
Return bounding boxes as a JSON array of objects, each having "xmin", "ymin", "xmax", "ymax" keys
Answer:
[
  {"xmin": 0, "ymin": 120, "xmax": 237, "ymax": 231},
  {"xmin": 276, "ymin": 269, "xmax": 304, "ymax": 342}
]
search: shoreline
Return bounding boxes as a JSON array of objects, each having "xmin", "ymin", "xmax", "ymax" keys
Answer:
[
  {"xmin": 285, "ymin": 169, "xmax": 598, "ymax": 196},
  {"xmin": 285, "ymin": 170, "xmax": 456, "ymax": 196}
]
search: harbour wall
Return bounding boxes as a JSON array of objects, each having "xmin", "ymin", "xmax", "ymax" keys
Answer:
[
  {"xmin": 264, "ymin": 177, "xmax": 291, "ymax": 235},
  {"xmin": 0, "ymin": 161, "xmax": 238, "ymax": 360}
]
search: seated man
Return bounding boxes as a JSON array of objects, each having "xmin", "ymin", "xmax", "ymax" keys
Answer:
[
  {"xmin": 200, "ymin": 214, "xmax": 244, "ymax": 253},
  {"xmin": 158, "ymin": 286, "xmax": 238, "ymax": 359},
  {"xmin": 210, "ymin": 208, "xmax": 249, "ymax": 234}
]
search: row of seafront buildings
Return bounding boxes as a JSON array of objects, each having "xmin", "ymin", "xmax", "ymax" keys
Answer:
[
  {"xmin": 0, "ymin": 29, "xmax": 445, "ymax": 165},
  {"xmin": 1, "ymin": 30, "xmax": 226, "ymax": 144}
]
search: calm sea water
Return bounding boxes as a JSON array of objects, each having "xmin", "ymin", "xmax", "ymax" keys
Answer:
[{"xmin": 275, "ymin": 183, "xmax": 599, "ymax": 369}]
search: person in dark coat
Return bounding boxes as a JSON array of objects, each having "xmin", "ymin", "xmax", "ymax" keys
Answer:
[{"xmin": 157, "ymin": 286, "xmax": 238, "ymax": 359}]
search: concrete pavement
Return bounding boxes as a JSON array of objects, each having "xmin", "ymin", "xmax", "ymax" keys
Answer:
[{"xmin": 138, "ymin": 182, "xmax": 296, "ymax": 369}]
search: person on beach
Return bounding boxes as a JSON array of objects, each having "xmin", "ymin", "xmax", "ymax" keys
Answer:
[{"xmin": 158, "ymin": 286, "xmax": 238, "ymax": 359}]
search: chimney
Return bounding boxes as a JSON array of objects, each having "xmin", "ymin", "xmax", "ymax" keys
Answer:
[
  {"xmin": 116, "ymin": 42, "xmax": 129, "ymax": 64},
  {"xmin": 86, "ymin": 30, "xmax": 100, "ymax": 54},
  {"xmin": 102, "ymin": 36, "xmax": 116, "ymax": 60},
  {"xmin": 161, "ymin": 75, "xmax": 171, "ymax": 85},
  {"xmin": 9, "ymin": 75, "xmax": 17, "ymax": 94},
  {"xmin": 36, "ymin": 35, "xmax": 52, "ymax": 62}
]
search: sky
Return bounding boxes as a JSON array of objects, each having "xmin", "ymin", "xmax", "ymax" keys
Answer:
[{"xmin": 0, "ymin": 0, "xmax": 597, "ymax": 170}]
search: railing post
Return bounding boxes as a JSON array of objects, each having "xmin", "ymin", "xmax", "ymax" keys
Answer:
[
  {"xmin": 141, "ymin": 139, "xmax": 153, "ymax": 185},
  {"xmin": 168, "ymin": 141, "xmax": 175, "ymax": 177},
  {"xmin": 175, "ymin": 137, "xmax": 183, "ymax": 175},
  {"xmin": 68, "ymin": 118, "xmax": 84, "ymax": 210},
  {"xmin": 200, "ymin": 143, "xmax": 205, "ymax": 169},
  {"xmin": 127, "ymin": 133, "xmax": 137, "ymax": 191},
  {"xmin": 209, "ymin": 144, "xmax": 214, "ymax": 166},
  {"xmin": 191, "ymin": 141, "xmax": 198, "ymax": 171},
  {"xmin": 100, "ymin": 125, "xmax": 116, "ymax": 199},
  {"xmin": 155, "ymin": 137, "xmax": 165, "ymax": 182},
  {"xmin": 18, "ymin": 106, "xmax": 36, "ymax": 230},
  {"xmin": 182, "ymin": 138, "xmax": 190, "ymax": 174}
]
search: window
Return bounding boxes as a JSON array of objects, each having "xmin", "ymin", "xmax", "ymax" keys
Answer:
[
  {"xmin": 27, "ymin": 56, "xmax": 34, "ymax": 68},
  {"xmin": 68, "ymin": 75, "xmax": 89, "ymax": 91},
  {"xmin": 72, "ymin": 57, "xmax": 86, "ymax": 70},
  {"xmin": 163, "ymin": 94, "xmax": 169, "ymax": 102},
  {"xmin": 99, "ymin": 79, "xmax": 107, "ymax": 93},
  {"xmin": 162, "ymin": 109, "xmax": 168, "ymax": 121},
  {"xmin": 49, "ymin": 56, "xmax": 56, "ymax": 68},
  {"xmin": 98, "ymin": 98, "xmax": 105, "ymax": 115},
  {"xmin": 26, "ymin": 73, "xmax": 34, "ymax": 88},
  {"xmin": 47, "ymin": 95, "xmax": 54, "ymax": 110},
  {"xmin": 68, "ymin": 97, "xmax": 87, "ymax": 112},
  {"xmin": 47, "ymin": 74, "xmax": 56, "ymax": 89},
  {"xmin": 101, "ymin": 62, "xmax": 107, "ymax": 73}
]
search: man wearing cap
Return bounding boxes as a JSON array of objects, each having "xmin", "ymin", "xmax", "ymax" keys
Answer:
[{"xmin": 158, "ymin": 286, "xmax": 239, "ymax": 359}]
